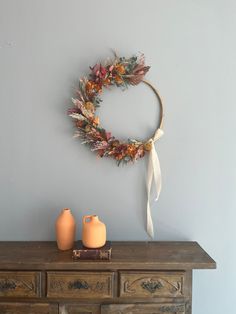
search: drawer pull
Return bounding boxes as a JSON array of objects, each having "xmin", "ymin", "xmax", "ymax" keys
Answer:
[
  {"xmin": 141, "ymin": 280, "xmax": 163, "ymax": 293},
  {"xmin": 0, "ymin": 280, "xmax": 16, "ymax": 292},
  {"xmin": 68, "ymin": 280, "xmax": 89, "ymax": 290}
]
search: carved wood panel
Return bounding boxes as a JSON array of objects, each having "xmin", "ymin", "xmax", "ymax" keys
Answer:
[
  {"xmin": 101, "ymin": 303, "xmax": 185, "ymax": 314},
  {"xmin": 0, "ymin": 272, "xmax": 41, "ymax": 298},
  {"xmin": 47, "ymin": 272, "xmax": 114, "ymax": 298},
  {"xmin": 119, "ymin": 271, "xmax": 185, "ymax": 298},
  {"xmin": 0, "ymin": 302, "xmax": 58, "ymax": 314},
  {"xmin": 59, "ymin": 304, "xmax": 100, "ymax": 314}
]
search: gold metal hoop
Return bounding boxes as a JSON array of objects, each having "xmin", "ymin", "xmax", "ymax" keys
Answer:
[{"xmin": 142, "ymin": 80, "xmax": 164, "ymax": 133}]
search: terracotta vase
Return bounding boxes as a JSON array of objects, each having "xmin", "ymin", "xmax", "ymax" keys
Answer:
[
  {"xmin": 55, "ymin": 208, "xmax": 76, "ymax": 250},
  {"xmin": 82, "ymin": 215, "xmax": 106, "ymax": 248}
]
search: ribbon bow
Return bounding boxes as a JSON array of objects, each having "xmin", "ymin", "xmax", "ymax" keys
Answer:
[{"xmin": 146, "ymin": 128, "xmax": 164, "ymax": 238}]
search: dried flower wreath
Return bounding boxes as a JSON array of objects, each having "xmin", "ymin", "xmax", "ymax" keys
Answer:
[
  {"xmin": 68, "ymin": 52, "xmax": 164, "ymax": 238},
  {"xmin": 68, "ymin": 52, "xmax": 163, "ymax": 165}
]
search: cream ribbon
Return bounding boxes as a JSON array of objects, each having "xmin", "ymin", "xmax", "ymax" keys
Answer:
[{"xmin": 146, "ymin": 128, "xmax": 164, "ymax": 238}]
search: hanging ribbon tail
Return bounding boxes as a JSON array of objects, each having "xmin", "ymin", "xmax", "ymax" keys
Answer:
[
  {"xmin": 147, "ymin": 200, "xmax": 154, "ymax": 238},
  {"xmin": 146, "ymin": 128, "xmax": 164, "ymax": 238}
]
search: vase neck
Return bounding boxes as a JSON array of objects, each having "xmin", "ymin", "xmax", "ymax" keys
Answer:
[
  {"xmin": 62, "ymin": 208, "xmax": 71, "ymax": 215},
  {"xmin": 91, "ymin": 215, "xmax": 99, "ymax": 222}
]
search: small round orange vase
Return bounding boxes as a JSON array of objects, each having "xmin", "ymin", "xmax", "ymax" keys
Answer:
[
  {"xmin": 82, "ymin": 215, "xmax": 106, "ymax": 248},
  {"xmin": 55, "ymin": 208, "xmax": 76, "ymax": 250}
]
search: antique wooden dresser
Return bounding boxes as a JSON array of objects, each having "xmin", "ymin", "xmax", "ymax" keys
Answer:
[{"xmin": 0, "ymin": 241, "xmax": 216, "ymax": 313}]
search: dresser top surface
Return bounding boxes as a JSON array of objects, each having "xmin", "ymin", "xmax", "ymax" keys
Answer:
[{"xmin": 0, "ymin": 241, "xmax": 216, "ymax": 270}]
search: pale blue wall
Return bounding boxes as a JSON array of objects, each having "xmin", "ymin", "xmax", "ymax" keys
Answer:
[{"xmin": 0, "ymin": 1, "xmax": 235, "ymax": 313}]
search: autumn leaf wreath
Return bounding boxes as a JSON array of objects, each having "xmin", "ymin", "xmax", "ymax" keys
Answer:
[{"xmin": 68, "ymin": 52, "xmax": 163, "ymax": 166}]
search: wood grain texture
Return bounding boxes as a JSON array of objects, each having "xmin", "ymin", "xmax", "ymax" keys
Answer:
[
  {"xmin": 0, "ymin": 272, "xmax": 41, "ymax": 298},
  {"xmin": 101, "ymin": 303, "xmax": 185, "ymax": 313},
  {"xmin": 119, "ymin": 271, "xmax": 185, "ymax": 298},
  {"xmin": 0, "ymin": 241, "xmax": 216, "ymax": 270},
  {"xmin": 0, "ymin": 302, "xmax": 58, "ymax": 314},
  {"xmin": 47, "ymin": 272, "xmax": 114, "ymax": 299},
  {"xmin": 59, "ymin": 304, "xmax": 100, "ymax": 314}
]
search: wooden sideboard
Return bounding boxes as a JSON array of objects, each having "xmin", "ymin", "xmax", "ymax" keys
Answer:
[{"xmin": 0, "ymin": 241, "xmax": 216, "ymax": 314}]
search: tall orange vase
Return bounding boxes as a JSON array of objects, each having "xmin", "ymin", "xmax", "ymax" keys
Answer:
[
  {"xmin": 55, "ymin": 208, "xmax": 76, "ymax": 250},
  {"xmin": 82, "ymin": 215, "xmax": 106, "ymax": 248}
]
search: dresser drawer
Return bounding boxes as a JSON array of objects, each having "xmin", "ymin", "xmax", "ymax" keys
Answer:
[
  {"xmin": 119, "ymin": 271, "xmax": 185, "ymax": 298},
  {"xmin": 101, "ymin": 303, "xmax": 185, "ymax": 314},
  {"xmin": 0, "ymin": 303, "xmax": 58, "ymax": 314},
  {"xmin": 47, "ymin": 271, "xmax": 114, "ymax": 298},
  {"xmin": 59, "ymin": 304, "xmax": 100, "ymax": 314},
  {"xmin": 0, "ymin": 271, "xmax": 41, "ymax": 298}
]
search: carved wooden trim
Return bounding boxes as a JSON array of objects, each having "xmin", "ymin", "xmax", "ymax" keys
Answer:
[
  {"xmin": 121, "ymin": 272, "xmax": 184, "ymax": 297},
  {"xmin": 0, "ymin": 278, "xmax": 36, "ymax": 293},
  {"xmin": 47, "ymin": 271, "xmax": 114, "ymax": 298},
  {"xmin": 68, "ymin": 280, "xmax": 89, "ymax": 290},
  {"xmin": 0, "ymin": 280, "xmax": 16, "ymax": 291},
  {"xmin": 0, "ymin": 272, "xmax": 40, "ymax": 298},
  {"xmin": 141, "ymin": 279, "xmax": 164, "ymax": 293},
  {"xmin": 124, "ymin": 276, "xmax": 182, "ymax": 294}
]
